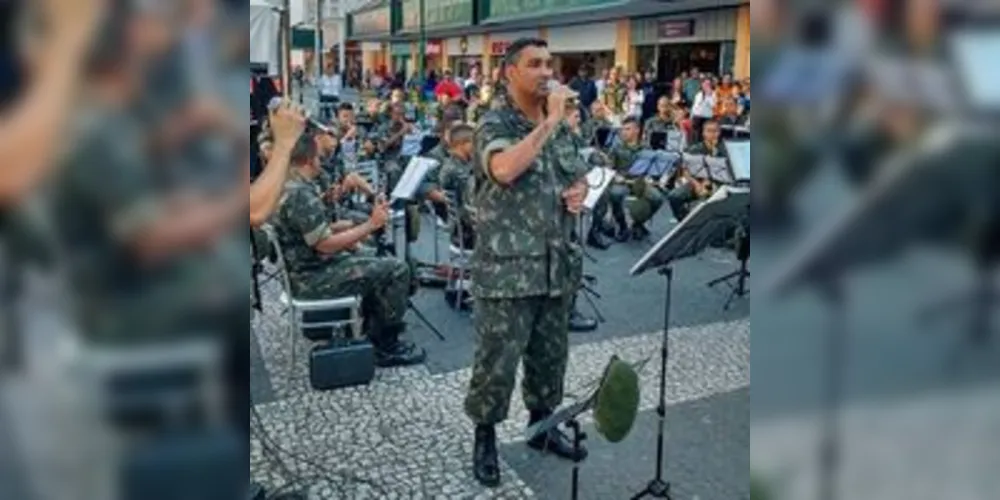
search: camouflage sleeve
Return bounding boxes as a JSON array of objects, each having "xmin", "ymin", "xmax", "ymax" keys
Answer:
[
  {"xmin": 475, "ymin": 112, "xmax": 516, "ymax": 183},
  {"xmin": 280, "ymin": 187, "xmax": 332, "ymax": 248},
  {"xmin": 438, "ymin": 159, "xmax": 457, "ymax": 194},
  {"xmin": 70, "ymin": 133, "xmax": 161, "ymax": 243},
  {"xmin": 641, "ymin": 118, "xmax": 653, "ymax": 145}
]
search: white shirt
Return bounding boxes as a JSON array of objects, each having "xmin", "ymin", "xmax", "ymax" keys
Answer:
[
  {"xmin": 692, "ymin": 91, "xmax": 716, "ymax": 119},
  {"xmin": 318, "ymin": 74, "xmax": 342, "ymax": 97}
]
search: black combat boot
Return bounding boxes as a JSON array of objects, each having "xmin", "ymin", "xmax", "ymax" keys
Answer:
[
  {"xmin": 526, "ymin": 410, "xmax": 588, "ymax": 461},
  {"xmin": 372, "ymin": 323, "xmax": 426, "ymax": 368},
  {"xmin": 473, "ymin": 424, "xmax": 501, "ymax": 487}
]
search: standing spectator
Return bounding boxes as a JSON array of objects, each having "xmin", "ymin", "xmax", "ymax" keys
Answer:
[
  {"xmin": 435, "ymin": 69, "xmax": 463, "ymax": 102},
  {"xmin": 683, "ymin": 68, "xmax": 702, "ymax": 104},
  {"xmin": 422, "ymin": 70, "xmax": 438, "ymax": 100},
  {"xmin": 691, "ymin": 79, "xmax": 717, "ymax": 143},
  {"xmin": 569, "ymin": 66, "xmax": 597, "ymax": 121},
  {"xmin": 641, "ymin": 68, "xmax": 661, "ymax": 123},
  {"xmin": 464, "ymin": 66, "xmax": 480, "ymax": 89},
  {"xmin": 595, "ymin": 68, "xmax": 609, "ymax": 101},
  {"xmin": 318, "ymin": 63, "xmax": 342, "ymax": 120},
  {"xmin": 624, "ymin": 75, "xmax": 645, "ymax": 119}
]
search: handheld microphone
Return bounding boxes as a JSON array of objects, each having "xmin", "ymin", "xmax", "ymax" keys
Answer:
[{"xmin": 267, "ymin": 97, "xmax": 335, "ymax": 135}]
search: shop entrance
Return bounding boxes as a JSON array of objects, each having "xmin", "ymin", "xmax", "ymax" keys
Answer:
[{"xmin": 655, "ymin": 43, "xmax": 722, "ymax": 82}]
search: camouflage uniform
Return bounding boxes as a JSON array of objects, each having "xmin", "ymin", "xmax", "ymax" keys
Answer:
[
  {"xmin": 467, "ymin": 103, "xmax": 486, "ymax": 125},
  {"xmin": 52, "ymin": 104, "xmax": 247, "ymax": 346},
  {"xmin": 642, "ymin": 116, "xmax": 676, "ymax": 148},
  {"xmin": 581, "ymin": 116, "xmax": 613, "ymax": 149},
  {"xmin": 439, "ymin": 154, "xmax": 477, "ymax": 249},
  {"xmin": 603, "ymin": 141, "xmax": 665, "ymax": 231},
  {"xmin": 464, "ymin": 103, "xmax": 586, "ymax": 425},
  {"xmin": 273, "ymin": 172, "xmax": 411, "ymax": 336},
  {"xmin": 668, "ymin": 141, "xmax": 729, "ymax": 221}
]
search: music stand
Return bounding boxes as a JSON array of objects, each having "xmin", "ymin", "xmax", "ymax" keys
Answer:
[
  {"xmin": 390, "ymin": 156, "xmax": 446, "ymax": 341},
  {"xmin": 577, "ymin": 167, "xmax": 618, "ymax": 323},
  {"xmin": 682, "ymin": 154, "xmax": 708, "ymax": 181},
  {"xmin": 650, "ymin": 132, "xmax": 667, "ymax": 151},
  {"xmin": 726, "ymin": 141, "xmax": 751, "ymax": 184},
  {"xmin": 627, "ymin": 186, "xmax": 750, "ymax": 500}
]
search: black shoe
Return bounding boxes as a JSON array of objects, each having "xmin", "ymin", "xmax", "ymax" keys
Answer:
[
  {"xmin": 526, "ymin": 411, "xmax": 588, "ymax": 461},
  {"xmin": 473, "ymin": 425, "xmax": 501, "ymax": 488},
  {"xmin": 614, "ymin": 226, "xmax": 631, "ymax": 243},
  {"xmin": 601, "ymin": 224, "xmax": 617, "ymax": 239},
  {"xmin": 569, "ymin": 309, "xmax": 598, "ymax": 332},
  {"xmin": 631, "ymin": 224, "xmax": 650, "ymax": 241},
  {"xmin": 586, "ymin": 231, "xmax": 610, "ymax": 250},
  {"xmin": 375, "ymin": 341, "xmax": 426, "ymax": 368}
]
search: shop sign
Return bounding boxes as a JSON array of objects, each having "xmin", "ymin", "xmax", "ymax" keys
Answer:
[
  {"xmin": 491, "ymin": 41, "xmax": 513, "ymax": 56},
  {"xmin": 425, "ymin": 0, "xmax": 474, "ymax": 29},
  {"xmin": 350, "ymin": 6, "xmax": 391, "ymax": 37},
  {"xmin": 425, "ymin": 41, "xmax": 443, "ymax": 56},
  {"xmin": 658, "ymin": 20, "xmax": 695, "ymax": 39},
  {"xmin": 402, "ymin": 0, "xmax": 474, "ymax": 31},
  {"xmin": 484, "ymin": 0, "xmax": 619, "ymax": 21}
]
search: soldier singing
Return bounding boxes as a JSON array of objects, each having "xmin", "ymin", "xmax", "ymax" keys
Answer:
[{"xmin": 463, "ymin": 38, "xmax": 589, "ymax": 488}]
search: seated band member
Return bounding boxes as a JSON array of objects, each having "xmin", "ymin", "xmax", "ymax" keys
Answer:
[
  {"xmin": 438, "ymin": 124, "xmax": 477, "ymax": 250},
  {"xmin": 668, "ymin": 120, "xmax": 729, "ymax": 222},
  {"xmin": 604, "ymin": 117, "xmax": 665, "ymax": 241},
  {"xmin": 273, "ymin": 134, "xmax": 426, "ymax": 368},
  {"xmin": 313, "ymin": 131, "xmax": 375, "ymax": 224},
  {"xmin": 581, "ymin": 100, "xmax": 613, "ymax": 148},
  {"xmin": 642, "ymin": 96, "xmax": 678, "ymax": 148}
]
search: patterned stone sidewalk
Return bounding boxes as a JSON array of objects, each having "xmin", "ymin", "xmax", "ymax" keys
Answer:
[
  {"xmin": 752, "ymin": 383, "xmax": 1000, "ymax": 500},
  {"xmin": 250, "ymin": 307, "xmax": 750, "ymax": 499}
]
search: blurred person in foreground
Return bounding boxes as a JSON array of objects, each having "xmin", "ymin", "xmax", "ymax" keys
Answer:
[
  {"xmin": 51, "ymin": 0, "xmax": 248, "ymax": 465},
  {"xmin": 0, "ymin": 0, "xmax": 106, "ymax": 205},
  {"xmin": 464, "ymin": 38, "xmax": 588, "ymax": 488},
  {"xmin": 0, "ymin": 0, "xmax": 106, "ymax": 372}
]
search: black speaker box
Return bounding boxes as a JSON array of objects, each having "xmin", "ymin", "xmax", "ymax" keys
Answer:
[{"xmin": 309, "ymin": 339, "xmax": 375, "ymax": 391}]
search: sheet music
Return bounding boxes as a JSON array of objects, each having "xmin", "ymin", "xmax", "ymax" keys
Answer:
[
  {"xmin": 648, "ymin": 151, "xmax": 680, "ymax": 178},
  {"xmin": 706, "ymin": 157, "xmax": 732, "ymax": 184},
  {"xmin": 650, "ymin": 132, "xmax": 667, "ymax": 151},
  {"xmin": 683, "ymin": 154, "xmax": 708, "ymax": 179},
  {"xmin": 951, "ymin": 30, "xmax": 1000, "ymax": 111},
  {"xmin": 401, "ymin": 133, "xmax": 425, "ymax": 157},
  {"xmin": 390, "ymin": 157, "xmax": 436, "ymax": 201},
  {"xmin": 584, "ymin": 167, "xmax": 617, "ymax": 210},
  {"xmin": 726, "ymin": 141, "xmax": 750, "ymax": 181},
  {"xmin": 628, "ymin": 155, "xmax": 654, "ymax": 177}
]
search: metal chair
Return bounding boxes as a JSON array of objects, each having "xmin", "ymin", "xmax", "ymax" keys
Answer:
[
  {"xmin": 445, "ymin": 193, "xmax": 474, "ymax": 311},
  {"xmin": 260, "ymin": 225, "xmax": 363, "ymax": 377}
]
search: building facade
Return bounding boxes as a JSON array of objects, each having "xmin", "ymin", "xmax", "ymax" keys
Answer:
[{"xmin": 347, "ymin": 0, "xmax": 750, "ymax": 81}]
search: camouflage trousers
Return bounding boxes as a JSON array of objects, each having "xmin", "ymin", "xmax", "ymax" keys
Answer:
[
  {"xmin": 593, "ymin": 182, "xmax": 665, "ymax": 229},
  {"xmin": 293, "ymin": 255, "xmax": 410, "ymax": 328},
  {"xmin": 465, "ymin": 294, "xmax": 573, "ymax": 425}
]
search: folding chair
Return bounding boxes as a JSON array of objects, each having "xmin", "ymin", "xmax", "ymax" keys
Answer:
[
  {"xmin": 445, "ymin": 193, "xmax": 474, "ymax": 311},
  {"xmin": 260, "ymin": 225, "xmax": 363, "ymax": 377}
]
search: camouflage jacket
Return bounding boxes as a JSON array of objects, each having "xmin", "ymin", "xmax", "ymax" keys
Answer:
[
  {"xmin": 609, "ymin": 141, "xmax": 645, "ymax": 177},
  {"xmin": 642, "ymin": 116, "xmax": 676, "ymax": 146},
  {"xmin": 274, "ymin": 172, "xmax": 345, "ymax": 284},
  {"xmin": 467, "ymin": 102, "xmax": 487, "ymax": 125},
  {"xmin": 581, "ymin": 117, "xmax": 613, "ymax": 148},
  {"xmin": 470, "ymin": 103, "xmax": 587, "ymax": 299}
]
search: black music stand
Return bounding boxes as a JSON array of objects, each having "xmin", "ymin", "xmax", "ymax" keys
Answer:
[
  {"xmin": 762, "ymin": 122, "xmax": 1000, "ymax": 500},
  {"xmin": 391, "ymin": 156, "xmax": 446, "ymax": 341},
  {"xmin": 628, "ymin": 186, "xmax": 751, "ymax": 500},
  {"xmin": 650, "ymin": 132, "xmax": 667, "ymax": 151}
]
